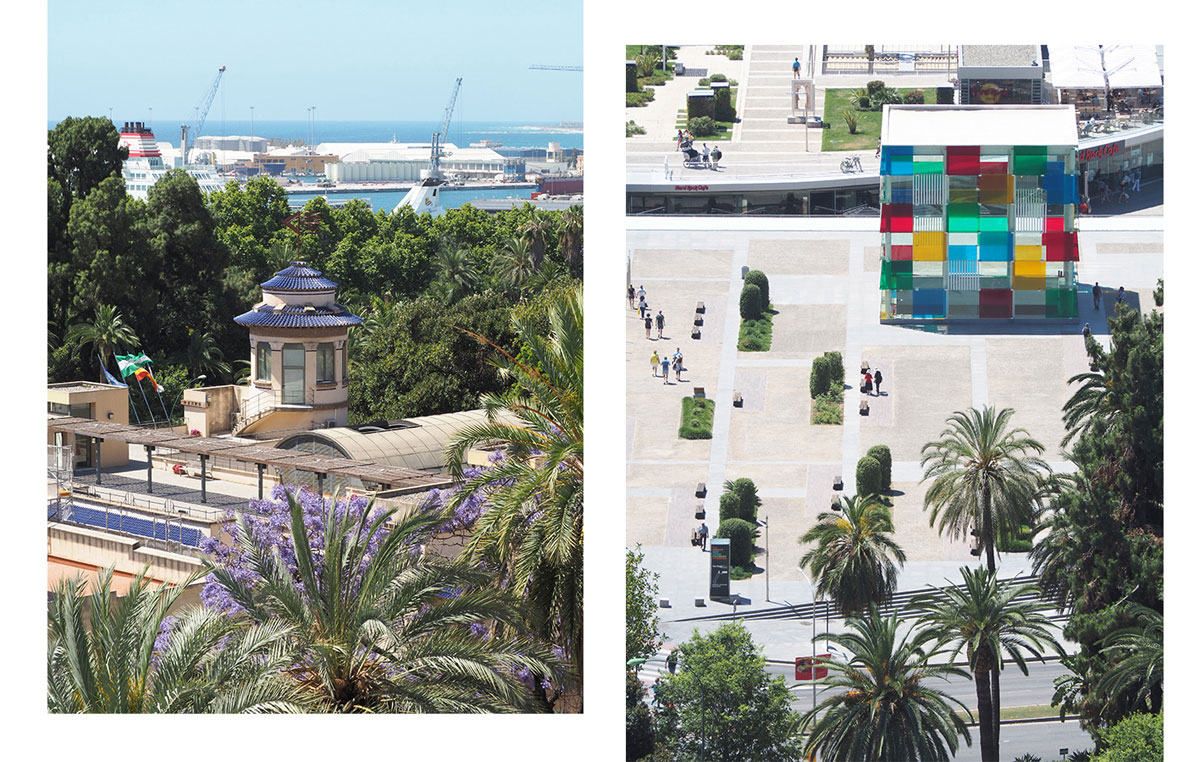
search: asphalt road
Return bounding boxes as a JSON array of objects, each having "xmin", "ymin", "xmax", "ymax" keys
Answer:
[{"xmin": 779, "ymin": 658, "xmax": 1070, "ymax": 715}]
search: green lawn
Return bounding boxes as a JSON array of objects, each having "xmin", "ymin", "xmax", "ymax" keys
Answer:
[
  {"xmin": 738, "ymin": 307, "xmax": 775, "ymax": 351},
  {"xmin": 811, "ymin": 393, "xmax": 843, "ymax": 425},
  {"xmin": 679, "ymin": 397, "xmax": 715, "ymax": 439},
  {"xmin": 955, "ymin": 704, "xmax": 1069, "ymax": 723},
  {"xmin": 821, "ymin": 88, "xmax": 931, "ymax": 151}
]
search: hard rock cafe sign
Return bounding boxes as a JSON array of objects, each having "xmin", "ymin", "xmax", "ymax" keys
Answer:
[{"xmin": 1077, "ymin": 141, "xmax": 1125, "ymax": 162}]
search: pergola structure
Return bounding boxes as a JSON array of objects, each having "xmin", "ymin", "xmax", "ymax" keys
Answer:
[{"xmin": 47, "ymin": 417, "xmax": 450, "ymax": 503}]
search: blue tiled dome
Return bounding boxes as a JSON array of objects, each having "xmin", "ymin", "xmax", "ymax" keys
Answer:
[
  {"xmin": 260, "ymin": 261, "xmax": 339, "ymax": 292},
  {"xmin": 234, "ymin": 303, "xmax": 363, "ymax": 328}
]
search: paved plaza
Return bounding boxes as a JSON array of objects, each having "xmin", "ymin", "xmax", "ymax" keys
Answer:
[{"xmin": 626, "ymin": 216, "xmax": 1164, "ymax": 662}]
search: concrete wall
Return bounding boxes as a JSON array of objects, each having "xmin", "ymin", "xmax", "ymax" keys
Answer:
[
  {"xmin": 47, "ymin": 383, "xmax": 130, "ymax": 468},
  {"xmin": 182, "ymin": 385, "xmax": 237, "ymax": 436},
  {"xmin": 47, "ymin": 522, "xmax": 204, "ymax": 591}
]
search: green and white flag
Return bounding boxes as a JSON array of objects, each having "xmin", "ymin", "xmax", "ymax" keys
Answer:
[{"xmin": 115, "ymin": 353, "xmax": 152, "ymax": 379}]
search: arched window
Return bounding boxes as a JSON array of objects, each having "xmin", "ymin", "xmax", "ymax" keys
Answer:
[{"xmin": 255, "ymin": 342, "xmax": 272, "ymax": 381}]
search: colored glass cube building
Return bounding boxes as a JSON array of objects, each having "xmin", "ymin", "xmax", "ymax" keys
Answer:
[{"xmin": 879, "ymin": 105, "xmax": 1080, "ymax": 321}]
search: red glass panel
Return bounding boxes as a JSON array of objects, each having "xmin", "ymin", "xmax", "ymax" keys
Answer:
[{"xmin": 979, "ymin": 288, "xmax": 1012, "ymax": 318}]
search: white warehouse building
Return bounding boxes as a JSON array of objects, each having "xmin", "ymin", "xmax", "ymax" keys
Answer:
[{"xmin": 322, "ymin": 142, "xmax": 507, "ymax": 182}]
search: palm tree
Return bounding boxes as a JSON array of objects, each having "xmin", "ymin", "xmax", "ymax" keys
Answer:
[
  {"xmin": 518, "ymin": 209, "xmax": 556, "ymax": 269},
  {"xmin": 1097, "ymin": 603, "xmax": 1163, "ymax": 714},
  {"xmin": 921, "ymin": 406, "xmax": 1051, "ymax": 574},
  {"xmin": 911, "ymin": 566, "xmax": 1061, "ymax": 762},
  {"xmin": 799, "ymin": 607, "xmax": 972, "ymax": 762},
  {"xmin": 491, "ymin": 236, "xmax": 536, "ymax": 294},
  {"xmin": 206, "ymin": 489, "xmax": 560, "ymax": 713},
  {"xmin": 48, "ymin": 567, "xmax": 305, "ymax": 713},
  {"xmin": 443, "ymin": 286, "xmax": 584, "ymax": 700},
  {"xmin": 65, "ymin": 304, "xmax": 139, "ymax": 381},
  {"xmin": 434, "ymin": 244, "xmax": 479, "ymax": 302},
  {"xmin": 556, "ymin": 205, "xmax": 583, "ymax": 275},
  {"xmin": 799, "ymin": 493, "xmax": 907, "ymax": 618},
  {"xmin": 186, "ymin": 328, "xmax": 232, "ymax": 382}
]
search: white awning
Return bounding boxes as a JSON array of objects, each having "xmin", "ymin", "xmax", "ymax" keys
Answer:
[
  {"xmin": 1102, "ymin": 44, "xmax": 1162, "ymax": 89},
  {"xmin": 1047, "ymin": 45, "xmax": 1105, "ymax": 89}
]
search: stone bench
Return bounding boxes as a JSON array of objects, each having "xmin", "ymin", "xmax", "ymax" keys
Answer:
[
  {"xmin": 833, "ymin": 475, "xmax": 843, "ymax": 491},
  {"xmin": 694, "ymin": 314, "xmax": 704, "ymax": 326},
  {"xmin": 695, "ymin": 482, "xmax": 707, "ymax": 498},
  {"xmin": 860, "ymin": 400, "xmax": 870, "ymax": 416},
  {"xmin": 693, "ymin": 387, "xmax": 705, "ymax": 399},
  {"xmin": 695, "ymin": 502, "xmax": 706, "ymax": 519},
  {"xmin": 733, "ymin": 392, "xmax": 743, "ymax": 407},
  {"xmin": 696, "ymin": 301, "xmax": 705, "ymax": 313},
  {"xmin": 691, "ymin": 327, "xmax": 701, "ymax": 340}
]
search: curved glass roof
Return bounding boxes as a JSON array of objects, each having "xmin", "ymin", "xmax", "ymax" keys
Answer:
[{"xmin": 275, "ymin": 409, "xmax": 517, "ymax": 472}]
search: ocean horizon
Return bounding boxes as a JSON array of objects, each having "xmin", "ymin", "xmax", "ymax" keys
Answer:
[{"xmin": 46, "ymin": 119, "xmax": 583, "ymax": 150}]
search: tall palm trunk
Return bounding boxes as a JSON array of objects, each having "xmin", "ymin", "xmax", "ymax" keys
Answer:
[
  {"xmin": 981, "ymin": 482, "xmax": 1002, "ymax": 754},
  {"xmin": 975, "ymin": 662, "xmax": 996, "ymax": 762}
]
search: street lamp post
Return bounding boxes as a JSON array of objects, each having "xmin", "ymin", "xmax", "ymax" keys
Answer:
[
  {"xmin": 797, "ymin": 566, "xmax": 819, "ymax": 713},
  {"xmin": 759, "ymin": 516, "xmax": 770, "ymax": 602}
]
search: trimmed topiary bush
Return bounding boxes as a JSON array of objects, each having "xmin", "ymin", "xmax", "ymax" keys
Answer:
[
  {"xmin": 718, "ymin": 491, "xmax": 740, "ymax": 523},
  {"xmin": 936, "ymin": 86, "xmax": 955, "ymax": 105},
  {"xmin": 709, "ymin": 73, "xmax": 728, "ymax": 83},
  {"xmin": 866, "ymin": 80, "xmax": 886, "ymax": 95},
  {"xmin": 824, "ymin": 351, "xmax": 844, "ymax": 395},
  {"xmin": 856, "ymin": 455, "xmax": 883, "ymax": 497},
  {"xmin": 810, "ymin": 355, "xmax": 831, "ymax": 400},
  {"xmin": 866, "ymin": 445, "xmax": 892, "ymax": 492},
  {"xmin": 739, "ymin": 284, "xmax": 762, "ymax": 319},
  {"xmin": 744, "ymin": 270, "xmax": 769, "ymax": 308},
  {"xmin": 688, "ymin": 115, "xmax": 717, "ymax": 136},
  {"xmin": 716, "ymin": 518, "xmax": 756, "ymax": 567},
  {"xmin": 723, "ymin": 477, "xmax": 761, "ymax": 522},
  {"xmin": 903, "ymin": 89, "xmax": 926, "ymax": 104}
]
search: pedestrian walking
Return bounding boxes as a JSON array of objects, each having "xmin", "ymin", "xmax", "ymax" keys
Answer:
[
  {"xmin": 697, "ymin": 521, "xmax": 709, "ymax": 551},
  {"xmin": 676, "ymin": 129, "xmax": 684, "ymax": 151},
  {"xmin": 711, "ymin": 145, "xmax": 721, "ymax": 170},
  {"xmin": 661, "ymin": 355, "xmax": 670, "ymax": 383},
  {"xmin": 666, "ymin": 649, "xmax": 678, "ymax": 675},
  {"xmin": 637, "ymin": 284, "xmax": 646, "ymax": 302},
  {"xmin": 674, "ymin": 355, "xmax": 682, "ymax": 382},
  {"xmin": 864, "ymin": 370, "xmax": 873, "ymax": 395},
  {"xmin": 1092, "ymin": 281, "xmax": 1102, "ymax": 310},
  {"xmin": 673, "ymin": 347, "xmax": 683, "ymax": 361},
  {"xmin": 1133, "ymin": 168, "xmax": 1142, "ymax": 192},
  {"xmin": 702, "ymin": 143, "xmax": 710, "ymax": 168},
  {"xmin": 875, "ymin": 138, "xmax": 881, "ymax": 159},
  {"xmin": 655, "ymin": 310, "xmax": 665, "ymax": 339},
  {"xmin": 874, "ymin": 369, "xmax": 883, "ymax": 396},
  {"xmin": 1082, "ymin": 322, "xmax": 1091, "ymax": 339},
  {"xmin": 645, "ymin": 314, "xmax": 653, "ymax": 339},
  {"xmin": 1116, "ymin": 286, "xmax": 1126, "ymax": 304},
  {"xmin": 793, "ymin": 57, "xmax": 801, "ymax": 78},
  {"xmin": 638, "ymin": 297, "xmax": 647, "ymax": 319},
  {"xmin": 651, "ymin": 351, "xmax": 660, "ymax": 377},
  {"xmin": 628, "ymin": 284, "xmax": 636, "ymax": 309}
]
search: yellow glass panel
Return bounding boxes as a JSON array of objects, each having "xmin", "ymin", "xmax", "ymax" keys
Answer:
[
  {"xmin": 913, "ymin": 245, "xmax": 945, "ymax": 261},
  {"xmin": 1014, "ymin": 246, "xmax": 1044, "ymax": 261},
  {"xmin": 914, "ymin": 232, "xmax": 944, "ymax": 248},
  {"xmin": 1013, "ymin": 260, "xmax": 1045, "ymax": 290}
]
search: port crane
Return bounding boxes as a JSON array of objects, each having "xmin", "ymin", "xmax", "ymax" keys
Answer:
[
  {"xmin": 180, "ymin": 65, "xmax": 227, "ymax": 166},
  {"xmin": 428, "ymin": 77, "xmax": 462, "ymax": 181}
]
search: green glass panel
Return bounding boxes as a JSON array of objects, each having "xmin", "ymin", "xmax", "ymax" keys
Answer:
[
  {"xmin": 914, "ymin": 160, "xmax": 944, "ymax": 175},
  {"xmin": 1013, "ymin": 155, "xmax": 1047, "ymax": 175},
  {"xmin": 1045, "ymin": 288, "xmax": 1077, "ymax": 318},
  {"xmin": 978, "ymin": 216, "xmax": 1010, "ymax": 232},
  {"xmin": 947, "ymin": 203, "xmax": 979, "ymax": 218},
  {"xmin": 895, "ymin": 273, "xmax": 913, "ymax": 290},
  {"xmin": 948, "ymin": 216, "xmax": 979, "ymax": 232}
]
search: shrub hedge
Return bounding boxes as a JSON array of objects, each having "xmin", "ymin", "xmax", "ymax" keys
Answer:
[
  {"xmin": 678, "ymin": 397, "xmax": 715, "ymax": 439},
  {"xmin": 810, "ymin": 355, "xmax": 830, "ymax": 400},
  {"xmin": 739, "ymin": 284, "xmax": 762, "ymax": 319},
  {"xmin": 744, "ymin": 270, "xmax": 770, "ymax": 307},
  {"xmin": 856, "ymin": 455, "xmax": 883, "ymax": 496},
  {"xmin": 716, "ymin": 518, "xmax": 756, "ymax": 567},
  {"xmin": 866, "ymin": 444, "xmax": 892, "ymax": 491}
]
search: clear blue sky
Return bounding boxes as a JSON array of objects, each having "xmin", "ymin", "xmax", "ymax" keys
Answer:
[{"xmin": 48, "ymin": 0, "xmax": 582, "ymax": 123}]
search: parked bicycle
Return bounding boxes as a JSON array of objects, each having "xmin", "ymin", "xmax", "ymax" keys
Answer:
[{"xmin": 840, "ymin": 155, "xmax": 863, "ymax": 173}]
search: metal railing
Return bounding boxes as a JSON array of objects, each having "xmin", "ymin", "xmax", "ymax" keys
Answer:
[
  {"xmin": 233, "ymin": 387, "xmax": 315, "ymax": 434},
  {"xmin": 68, "ymin": 482, "xmax": 228, "ymax": 523}
]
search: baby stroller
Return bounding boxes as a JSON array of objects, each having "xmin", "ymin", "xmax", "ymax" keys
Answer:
[{"xmin": 682, "ymin": 147, "xmax": 706, "ymax": 168}]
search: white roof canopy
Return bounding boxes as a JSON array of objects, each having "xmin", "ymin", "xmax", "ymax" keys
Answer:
[
  {"xmin": 882, "ymin": 105, "xmax": 1078, "ymax": 147},
  {"xmin": 1047, "ymin": 44, "xmax": 1162, "ymax": 90},
  {"xmin": 1102, "ymin": 44, "xmax": 1162, "ymax": 89},
  {"xmin": 1047, "ymin": 46, "xmax": 1105, "ymax": 89}
]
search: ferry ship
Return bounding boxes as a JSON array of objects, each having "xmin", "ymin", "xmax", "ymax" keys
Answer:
[{"xmin": 118, "ymin": 121, "xmax": 225, "ymax": 200}]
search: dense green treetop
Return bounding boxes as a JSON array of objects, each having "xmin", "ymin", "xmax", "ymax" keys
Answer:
[
  {"xmin": 626, "ymin": 548, "xmax": 663, "ymax": 663},
  {"xmin": 48, "ymin": 116, "xmax": 127, "ymax": 201}
]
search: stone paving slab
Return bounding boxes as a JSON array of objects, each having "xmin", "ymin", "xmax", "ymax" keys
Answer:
[
  {"xmin": 631, "ymin": 248, "xmax": 733, "ymax": 281},
  {"xmin": 728, "ymin": 365, "xmax": 842, "ymax": 462},
  {"xmin": 627, "ymin": 495, "xmax": 668, "ymax": 548},
  {"xmin": 986, "ymin": 337, "xmax": 1078, "ymax": 458},
  {"xmin": 857, "ymin": 344, "xmax": 974, "ymax": 462},
  {"xmin": 857, "ymin": 359, "xmax": 896, "ymax": 430},
  {"xmin": 767, "ymin": 304, "xmax": 846, "ymax": 359},
  {"xmin": 762, "ymin": 497, "xmax": 811, "ymax": 583},
  {"xmin": 721, "ymin": 462, "xmax": 808, "ymax": 493},
  {"xmin": 888, "ymin": 480, "xmax": 975, "ymax": 563},
  {"xmin": 748, "ymin": 238, "xmax": 851, "ymax": 276}
]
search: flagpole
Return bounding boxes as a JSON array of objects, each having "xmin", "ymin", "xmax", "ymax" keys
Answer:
[
  {"xmin": 134, "ymin": 376, "xmax": 157, "ymax": 424},
  {"xmin": 149, "ymin": 364, "xmax": 171, "ymax": 422}
]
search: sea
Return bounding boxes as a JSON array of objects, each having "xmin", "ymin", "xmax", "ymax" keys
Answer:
[
  {"xmin": 47, "ymin": 119, "xmax": 583, "ymax": 150},
  {"xmin": 48, "ymin": 118, "xmax": 583, "ymax": 212}
]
